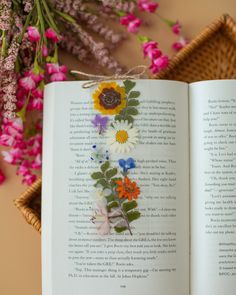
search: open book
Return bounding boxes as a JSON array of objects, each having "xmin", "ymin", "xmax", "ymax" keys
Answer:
[{"xmin": 42, "ymin": 79, "xmax": 236, "ymax": 295}]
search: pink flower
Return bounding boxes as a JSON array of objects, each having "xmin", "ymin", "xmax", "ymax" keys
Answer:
[
  {"xmin": 2, "ymin": 148, "xmax": 22, "ymax": 165},
  {"xmin": 120, "ymin": 14, "xmax": 142, "ymax": 33},
  {"xmin": 45, "ymin": 28, "xmax": 60, "ymax": 43},
  {"xmin": 29, "ymin": 97, "xmax": 43, "ymax": 110},
  {"xmin": 138, "ymin": 0, "xmax": 159, "ymax": 13},
  {"xmin": 24, "ymin": 70, "xmax": 44, "ymax": 83},
  {"xmin": 46, "ymin": 63, "xmax": 67, "ymax": 81},
  {"xmin": 150, "ymin": 55, "xmax": 169, "ymax": 74},
  {"xmin": 128, "ymin": 18, "xmax": 142, "ymax": 33},
  {"xmin": 0, "ymin": 169, "xmax": 6, "ymax": 185},
  {"xmin": 46, "ymin": 63, "xmax": 67, "ymax": 75},
  {"xmin": 22, "ymin": 173, "xmax": 37, "ymax": 186},
  {"xmin": 31, "ymin": 154, "xmax": 42, "ymax": 169},
  {"xmin": 0, "ymin": 134, "xmax": 15, "ymax": 147},
  {"xmin": 42, "ymin": 45, "xmax": 48, "ymax": 57},
  {"xmin": 50, "ymin": 72, "xmax": 67, "ymax": 82},
  {"xmin": 27, "ymin": 26, "xmax": 40, "ymax": 42},
  {"xmin": 172, "ymin": 37, "xmax": 188, "ymax": 51},
  {"xmin": 19, "ymin": 76, "xmax": 36, "ymax": 91},
  {"xmin": 142, "ymin": 41, "xmax": 161, "ymax": 59},
  {"xmin": 172, "ymin": 21, "xmax": 181, "ymax": 35},
  {"xmin": 17, "ymin": 161, "xmax": 30, "ymax": 177}
]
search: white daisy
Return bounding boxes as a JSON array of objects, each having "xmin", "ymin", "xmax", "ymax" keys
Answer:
[{"xmin": 106, "ymin": 120, "xmax": 139, "ymax": 153}]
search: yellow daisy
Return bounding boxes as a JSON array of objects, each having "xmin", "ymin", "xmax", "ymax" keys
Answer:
[{"xmin": 92, "ymin": 82, "xmax": 126, "ymax": 115}]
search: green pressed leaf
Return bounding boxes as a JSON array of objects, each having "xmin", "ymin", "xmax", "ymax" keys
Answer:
[
  {"xmin": 114, "ymin": 114, "xmax": 123, "ymax": 122},
  {"xmin": 124, "ymin": 115, "xmax": 134, "ymax": 124},
  {"xmin": 101, "ymin": 161, "xmax": 110, "ymax": 172},
  {"xmin": 128, "ymin": 99, "xmax": 140, "ymax": 107},
  {"xmin": 126, "ymin": 107, "xmax": 139, "ymax": 116},
  {"xmin": 110, "ymin": 177, "xmax": 121, "ymax": 187},
  {"xmin": 129, "ymin": 91, "xmax": 140, "ymax": 99},
  {"xmin": 91, "ymin": 172, "xmax": 104, "ymax": 180},
  {"xmin": 107, "ymin": 201, "xmax": 119, "ymax": 210},
  {"xmin": 114, "ymin": 226, "xmax": 128, "ymax": 233},
  {"xmin": 127, "ymin": 211, "xmax": 141, "ymax": 222},
  {"xmin": 105, "ymin": 194, "xmax": 115, "ymax": 203},
  {"xmin": 94, "ymin": 179, "xmax": 108, "ymax": 188},
  {"xmin": 106, "ymin": 168, "xmax": 118, "ymax": 179},
  {"xmin": 122, "ymin": 200, "xmax": 138, "ymax": 212},
  {"xmin": 123, "ymin": 80, "xmax": 136, "ymax": 94}
]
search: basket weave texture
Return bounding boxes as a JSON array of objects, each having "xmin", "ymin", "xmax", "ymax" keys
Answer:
[{"xmin": 14, "ymin": 14, "xmax": 236, "ymax": 233}]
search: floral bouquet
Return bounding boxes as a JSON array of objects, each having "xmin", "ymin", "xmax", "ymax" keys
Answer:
[{"xmin": 0, "ymin": 0, "xmax": 187, "ymax": 186}]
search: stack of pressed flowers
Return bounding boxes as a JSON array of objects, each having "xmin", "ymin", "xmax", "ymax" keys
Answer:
[{"xmin": 0, "ymin": 0, "xmax": 187, "ymax": 185}]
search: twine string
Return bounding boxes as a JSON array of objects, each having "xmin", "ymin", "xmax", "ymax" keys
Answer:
[{"xmin": 71, "ymin": 65, "xmax": 147, "ymax": 88}]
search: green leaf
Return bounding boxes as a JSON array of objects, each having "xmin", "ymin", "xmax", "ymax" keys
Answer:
[
  {"xmin": 107, "ymin": 201, "xmax": 119, "ymax": 210},
  {"xmin": 105, "ymin": 194, "xmax": 115, "ymax": 203},
  {"xmin": 137, "ymin": 35, "xmax": 150, "ymax": 43},
  {"xmin": 126, "ymin": 107, "xmax": 139, "ymax": 116},
  {"xmin": 101, "ymin": 161, "xmax": 110, "ymax": 172},
  {"xmin": 129, "ymin": 91, "xmax": 140, "ymax": 99},
  {"xmin": 127, "ymin": 211, "xmax": 141, "ymax": 222},
  {"xmin": 110, "ymin": 177, "xmax": 121, "ymax": 187},
  {"xmin": 128, "ymin": 99, "xmax": 140, "ymax": 107},
  {"xmin": 114, "ymin": 226, "xmax": 128, "ymax": 233},
  {"xmin": 123, "ymin": 80, "xmax": 136, "ymax": 94},
  {"xmin": 117, "ymin": 10, "xmax": 126, "ymax": 17},
  {"xmin": 122, "ymin": 200, "xmax": 138, "ymax": 212},
  {"xmin": 91, "ymin": 172, "xmax": 104, "ymax": 180},
  {"xmin": 106, "ymin": 168, "xmax": 118, "ymax": 179},
  {"xmin": 94, "ymin": 179, "xmax": 108, "ymax": 188},
  {"xmin": 114, "ymin": 114, "xmax": 123, "ymax": 122},
  {"xmin": 124, "ymin": 115, "xmax": 134, "ymax": 124}
]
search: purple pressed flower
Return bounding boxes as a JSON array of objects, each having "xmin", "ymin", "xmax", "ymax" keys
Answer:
[{"xmin": 92, "ymin": 114, "xmax": 109, "ymax": 134}]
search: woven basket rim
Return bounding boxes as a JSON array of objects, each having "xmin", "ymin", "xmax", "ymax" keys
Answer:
[
  {"xmin": 14, "ymin": 177, "xmax": 42, "ymax": 233},
  {"xmin": 156, "ymin": 13, "xmax": 236, "ymax": 79}
]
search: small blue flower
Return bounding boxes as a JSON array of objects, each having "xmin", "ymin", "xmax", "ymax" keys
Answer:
[{"xmin": 118, "ymin": 157, "xmax": 136, "ymax": 173}]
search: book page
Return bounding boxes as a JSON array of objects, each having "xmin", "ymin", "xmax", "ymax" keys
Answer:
[
  {"xmin": 42, "ymin": 79, "xmax": 189, "ymax": 295},
  {"xmin": 190, "ymin": 80, "xmax": 236, "ymax": 295}
]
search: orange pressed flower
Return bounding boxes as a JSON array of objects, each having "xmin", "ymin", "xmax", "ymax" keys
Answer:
[{"xmin": 116, "ymin": 176, "xmax": 140, "ymax": 201}]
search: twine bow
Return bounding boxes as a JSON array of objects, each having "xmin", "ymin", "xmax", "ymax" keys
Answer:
[{"xmin": 71, "ymin": 65, "xmax": 148, "ymax": 88}]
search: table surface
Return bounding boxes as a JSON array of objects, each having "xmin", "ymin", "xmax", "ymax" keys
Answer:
[{"xmin": 1, "ymin": 1, "xmax": 236, "ymax": 294}]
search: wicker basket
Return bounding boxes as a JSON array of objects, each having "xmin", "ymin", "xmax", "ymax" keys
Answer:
[{"xmin": 14, "ymin": 14, "xmax": 236, "ymax": 233}]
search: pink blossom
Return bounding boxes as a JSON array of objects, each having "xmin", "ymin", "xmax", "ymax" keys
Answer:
[
  {"xmin": 24, "ymin": 70, "xmax": 44, "ymax": 83},
  {"xmin": 19, "ymin": 76, "xmax": 36, "ymax": 91},
  {"xmin": 27, "ymin": 134, "xmax": 42, "ymax": 156},
  {"xmin": 120, "ymin": 14, "xmax": 142, "ymax": 33},
  {"xmin": 172, "ymin": 37, "xmax": 188, "ymax": 51},
  {"xmin": 27, "ymin": 26, "xmax": 40, "ymax": 42},
  {"xmin": 17, "ymin": 161, "xmax": 30, "ymax": 177},
  {"xmin": 2, "ymin": 148, "xmax": 22, "ymax": 165},
  {"xmin": 172, "ymin": 21, "xmax": 181, "ymax": 35},
  {"xmin": 42, "ymin": 45, "xmax": 48, "ymax": 57},
  {"xmin": 127, "ymin": 18, "xmax": 142, "ymax": 33},
  {"xmin": 31, "ymin": 154, "xmax": 42, "ymax": 169},
  {"xmin": 0, "ymin": 169, "xmax": 5, "ymax": 185},
  {"xmin": 50, "ymin": 72, "xmax": 67, "ymax": 82},
  {"xmin": 150, "ymin": 55, "xmax": 169, "ymax": 74},
  {"xmin": 142, "ymin": 41, "xmax": 161, "ymax": 59},
  {"xmin": 0, "ymin": 133, "xmax": 18, "ymax": 146},
  {"xmin": 29, "ymin": 97, "xmax": 43, "ymax": 110},
  {"xmin": 22, "ymin": 173, "xmax": 37, "ymax": 186},
  {"xmin": 45, "ymin": 28, "xmax": 60, "ymax": 43},
  {"xmin": 138, "ymin": 0, "xmax": 159, "ymax": 13},
  {"xmin": 46, "ymin": 63, "xmax": 67, "ymax": 75}
]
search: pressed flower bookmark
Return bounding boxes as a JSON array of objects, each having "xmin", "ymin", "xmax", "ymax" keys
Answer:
[{"xmin": 90, "ymin": 80, "xmax": 141, "ymax": 235}]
